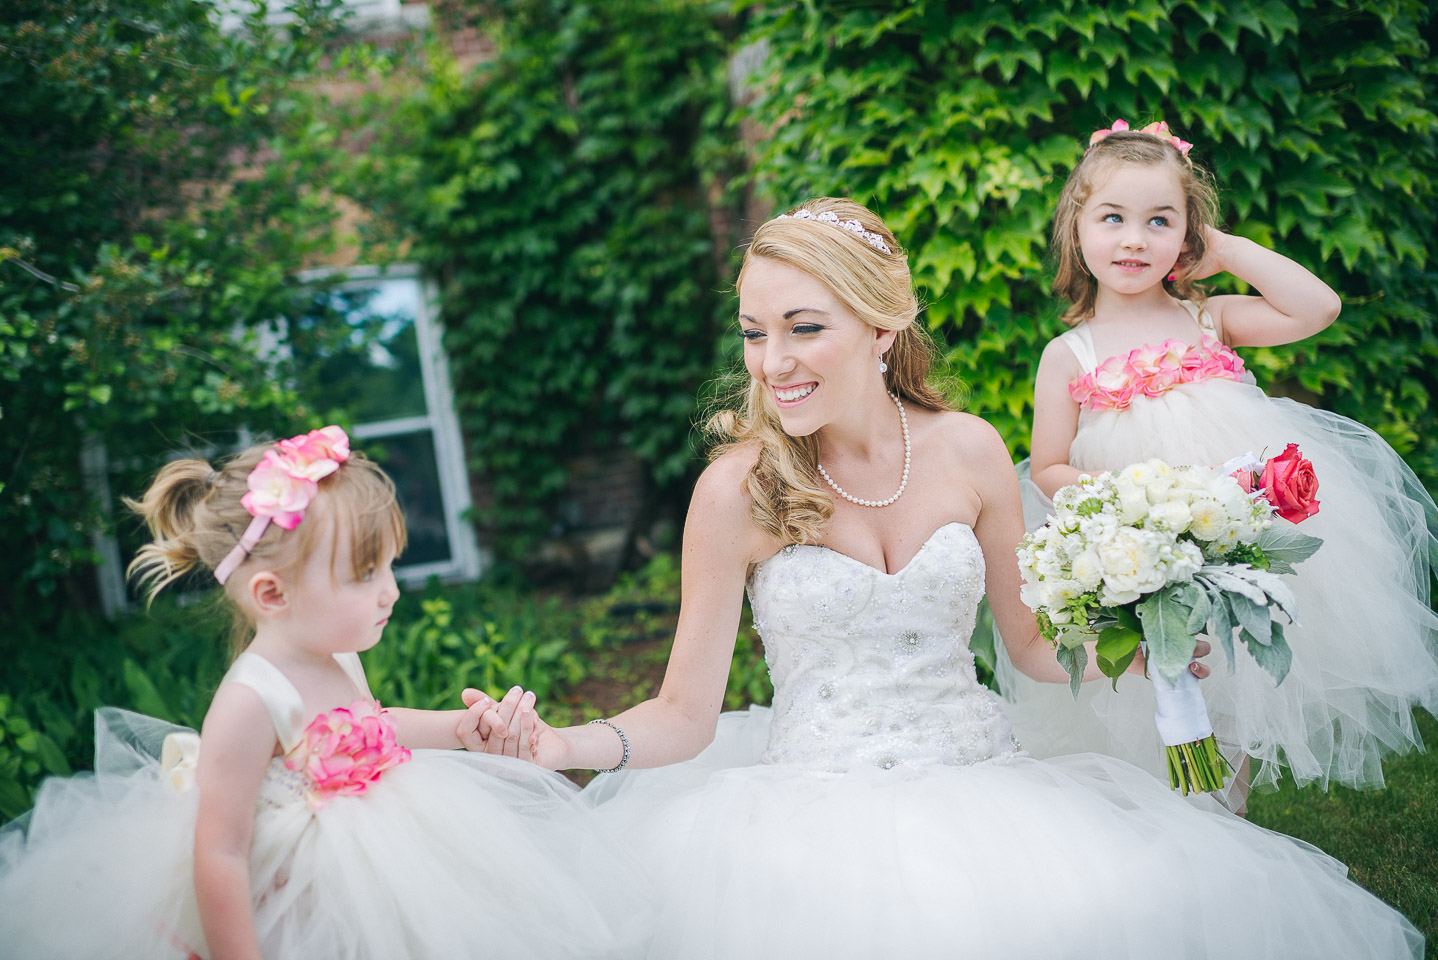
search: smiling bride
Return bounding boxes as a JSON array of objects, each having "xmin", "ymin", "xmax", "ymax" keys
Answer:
[{"xmin": 467, "ymin": 198, "xmax": 1422, "ymax": 959}]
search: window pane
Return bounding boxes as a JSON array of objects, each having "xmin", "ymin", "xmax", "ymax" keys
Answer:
[
  {"xmin": 293, "ymin": 279, "xmax": 428, "ymax": 423},
  {"xmin": 363, "ymin": 429, "xmax": 453, "ymax": 567}
]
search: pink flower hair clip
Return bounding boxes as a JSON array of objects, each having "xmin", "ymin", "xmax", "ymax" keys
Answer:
[
  {"xmin": 213, "ymin": 426, "xmax": 351, "ymax": 585},
  {"xmin": 1086, "ymin": 119, "xmax": 1193, "ymax": 157}
]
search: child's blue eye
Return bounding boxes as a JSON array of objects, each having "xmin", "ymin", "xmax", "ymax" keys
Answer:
[
  {"xmin": 1102, "ymin": 213, "xmax": 1122, "ymax": 223},
  {"xmin": 1150, "ymin": 216, "xmax": 1171, "ymax": 227}
]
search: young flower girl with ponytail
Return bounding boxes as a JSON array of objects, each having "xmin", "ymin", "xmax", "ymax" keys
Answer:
[
  {"xmin": 0, "ymin": 427, "xmax": 646, "ymax": 960},
  {"xmin": 1004, "ymin": 120, "xmax": 1438, "ymax": 813}
]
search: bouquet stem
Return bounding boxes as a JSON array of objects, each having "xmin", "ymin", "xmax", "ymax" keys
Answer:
[
  {"xmin": 1164, "ymin": 735, "xmax": 1232, "ymax": 795},
  {"xmin": 1146, "ymin": 643, "xmax": 1231, "ymax": 795}
]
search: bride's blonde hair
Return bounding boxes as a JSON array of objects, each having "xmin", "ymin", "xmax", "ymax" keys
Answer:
[{"xmin": 707, "ymin": 197, "xmax": 950, "ymax": 545}]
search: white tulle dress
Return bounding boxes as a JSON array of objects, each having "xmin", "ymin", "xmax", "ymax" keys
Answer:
[
  {"xmin": 1003, "ymin": 301, "xmax": 1438, "ymax": 803},
  {"xmin": 0, "ymin": 651, "xmax": 649, "ymax": 960},
  {"xmin": 581, "ymin": 522, "xmax": 1422, "ymax": 958}
]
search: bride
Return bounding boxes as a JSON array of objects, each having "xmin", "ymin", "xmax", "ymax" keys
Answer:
[{"xmin": 470, "ymin": 198, "xmax": 1422, "ymax": 958}]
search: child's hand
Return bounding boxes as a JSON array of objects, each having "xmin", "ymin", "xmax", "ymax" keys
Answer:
[
  {"xmin": 1178, "ymin": 225, "xmax": 1232, "ymax": 282},
  {"xmin": 456, "ymin": 686, "xmax": 530, "ymax": 755}
]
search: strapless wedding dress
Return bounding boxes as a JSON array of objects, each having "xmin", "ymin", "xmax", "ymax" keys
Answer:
[{"xmin": 582, "ymin": 522, "xmax": 1422, "ymax": 959}]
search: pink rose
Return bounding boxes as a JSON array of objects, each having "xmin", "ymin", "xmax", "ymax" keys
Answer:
[
  {"xmin": 278, "ymin": 426, "xmax": 351, "ymax": 481},
  {"xmin": 1259, "ymin": 443, "xmax": 1320, "ymax": 524},
  {"xmin": 1068, "ymin": 373, "xmax": 1097, "ymax": 407},
  {"xmin": 1126, "ymin": 343, "xmax": 1166, "ymax": 377},
  {"xmin": 288, "ymin": 700, "xmax": 411, "ymax": 808},
  {"xmin": 241, "ymin": 451, "xmax": 319, "ymax": 530},
  {"xmin": 1229, "ymin": 467, "xmax": 1256, "ymax": 493}
]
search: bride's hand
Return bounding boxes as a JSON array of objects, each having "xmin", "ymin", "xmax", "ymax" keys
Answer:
[
  {"xmin": 458, "ymin": 687, "xmax": 573, "ymax": 769},
  {"xmin": 457, "ymin": 685, "xmax": 528, "ymax": 755},
  {"xmin": 1124, "ymin": 638, "xmax": 1212, "ymax": 679},
  {"xmin": 1189, "ymin": 638, "xmax": 1212, "ymax": 680}
]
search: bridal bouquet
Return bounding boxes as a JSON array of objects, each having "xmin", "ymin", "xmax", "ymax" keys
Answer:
[{"xmin": 1016, "ymin": 453, "xmax": 1323, "ymax": 794}]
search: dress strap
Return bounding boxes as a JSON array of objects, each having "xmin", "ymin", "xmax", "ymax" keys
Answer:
[
  {"xmin": 333, "ymin": 651, "xmax": 374, "ymax": 701},
  {"xmin": 1056, "ymin": 323, "xmax": 1099, "ymax": 375},
  {"xmin": 222, "ymin": 652, "xmax": 308, "ymax": 753},
  {"xmin": 1178, "ymin": 299, "xmax": 1218, "ymax": 336}
]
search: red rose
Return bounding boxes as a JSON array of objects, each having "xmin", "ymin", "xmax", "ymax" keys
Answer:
[{"xmin": 1259, "ymin": 443, "xmax": 1320, "ymax": 524}]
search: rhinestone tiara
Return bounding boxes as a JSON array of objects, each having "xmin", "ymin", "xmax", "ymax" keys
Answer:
[{"xmin": 775, "ymin": 209, "xmax": 893, "ymax": 254}]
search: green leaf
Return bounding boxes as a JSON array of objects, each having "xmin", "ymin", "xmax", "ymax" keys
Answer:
[
  {"xmin": 122, "ymin": 659, "xmax": 171, "ymax": 720},
  {"xmin": 1243, "ymin": 621, "xmax": 1292, "ymax": 685},
  {"xmin": 1254, "ymin": 523, "xmax": 1324, "ymax": 575},
  {"xmin": 1094, "ymin": 624, "xmax": 1141, "ymax": 681},
  {"xmin": 1137, "ymin": 589, "xmax": 1198, "ymax": 684},
  {"xmin": 1056, "ymin": 643, "xmax": 1087, "ymax": 700},
  {"xmin": 1230, "ymin": 594, "xmax": 1272, "ymax": 647}
]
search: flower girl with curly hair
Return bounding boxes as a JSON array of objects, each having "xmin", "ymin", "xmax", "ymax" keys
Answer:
[
  {"xmin": 1005, "ymin": 120, "xmax": 1438, "ymax": 813},
  {"xmin": 0, "ymin": 427, "xmax": 646, "ymax": 960}
]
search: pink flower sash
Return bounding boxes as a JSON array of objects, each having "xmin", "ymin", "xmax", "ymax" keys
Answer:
[
  {"xmin": 285, "ymin": 699, "xmax": 411, "ymax": 808},
  {"xmin": 1068, "ymin": 336, "xmax": 1246, "ymax": 411}
]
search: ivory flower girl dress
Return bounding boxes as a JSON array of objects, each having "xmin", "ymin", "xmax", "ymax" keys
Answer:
[
  {"xmin": 1006, "ymin": 300, "xmax": 1438, "ymax": 803},
  {"xmin": 0, "ymin": 651, "xmax": 648, "ymax": 959}
]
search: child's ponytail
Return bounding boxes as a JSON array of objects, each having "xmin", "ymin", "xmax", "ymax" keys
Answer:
[{"xmin": 126, "ymin": 459, "xmax": 226, "ymax": 602}]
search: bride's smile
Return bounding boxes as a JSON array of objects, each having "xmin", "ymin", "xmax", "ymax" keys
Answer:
[{"xmin": 738, "ymin": 257, "xmax": 895, "ymax": 441}]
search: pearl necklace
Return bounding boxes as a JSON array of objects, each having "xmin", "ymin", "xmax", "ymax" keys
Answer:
[{"xmin": 817, "ymin": 393, "xmax": 911, "ymax": 508}]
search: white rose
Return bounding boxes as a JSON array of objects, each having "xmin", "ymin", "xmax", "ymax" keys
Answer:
[
  {"xmin": 1070, "ymin": 549, "xmax": 1104, "ymax": 590},
  {"xmin": 1146, "ymin": 500, "xmax": 1192, "ymax": 533},
  {"xmin": 1097, "ymin": 529, "xmax": 1169, "ymax": 598},
  {"xmin": 1116, "ymin": 484, "xmax": 1150, "ymax": 524},
  {"xmin": 1120, "ymin": 461, "xmax": 1158, "ymax": 487}
]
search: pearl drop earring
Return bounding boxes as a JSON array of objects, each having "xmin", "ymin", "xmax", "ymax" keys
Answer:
[{"xmin": 878, "ymin": 355, "xmax": 888, "ymax": 374}]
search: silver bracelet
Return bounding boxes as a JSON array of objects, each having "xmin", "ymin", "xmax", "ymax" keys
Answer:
[{"xmin": 587, "ymin": 718, "xmax": 630, "ymax": 772}]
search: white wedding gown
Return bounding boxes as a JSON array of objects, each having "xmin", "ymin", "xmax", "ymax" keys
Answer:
[{"xmin": 582, "ymin": 522, "xmax": 1423, "ymax": 959}]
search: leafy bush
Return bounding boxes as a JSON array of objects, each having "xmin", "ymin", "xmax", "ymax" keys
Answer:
[
  {"xmin": 0, "ymin": 0, "xmax": 392, "ymax": 619},
  {"xmin": 361, "ymin": 0, "xmax": 742, "ymax": 559},
  {"xmin": 738, "ymin": 0, "xmax": 1438, "ymax": 484}
]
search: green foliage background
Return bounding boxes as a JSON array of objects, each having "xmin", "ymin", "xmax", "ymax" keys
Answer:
[
  {"xmin": 737, "ymin": 0, "xmax": 1438, "ymax": 482},
  {"xmin": 0, "ymin": 0, "xmax": 376, "ymax": 613},
  {"xmin": 361, "ymin": 0, "xmax": 742, "ymax": 559}
]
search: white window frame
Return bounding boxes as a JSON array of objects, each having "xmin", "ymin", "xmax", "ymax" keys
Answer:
[
  {"xmin": 90, "ymin": 263, "xmax": 481, "ymax": 616},
  {"xmin": 295, "ymin": 263, "xmax": 483, "ymax": 586},
  {"xmin": 217, "ymin": 0, "xmax": 430, "ymax": 34}
]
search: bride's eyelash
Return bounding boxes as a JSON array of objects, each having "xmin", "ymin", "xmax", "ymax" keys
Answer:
[{"xmin": 793, "ymin": 323, "xmax": 824, "ymax": 334}]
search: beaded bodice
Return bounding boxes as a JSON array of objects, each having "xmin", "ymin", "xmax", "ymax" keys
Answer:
[{"xmin": 747, "ymin": 522, "xmax": 1020, "ymax": 773}]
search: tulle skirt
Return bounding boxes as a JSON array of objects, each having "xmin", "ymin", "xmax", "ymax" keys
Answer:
[
  {"xmin": 581, "ymin": 707, "xmax": 1422, "ymax": 959},
  {"xmin": 1007, "ymin": 377, "xmax": 1438, "ymax": 800},
  {"xmin": 0, "ymin": 709, "xmax": 651, "ymax": 960}
]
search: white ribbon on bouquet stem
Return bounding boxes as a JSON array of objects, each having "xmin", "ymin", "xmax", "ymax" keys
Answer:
[{"xmin": 1142, "ymin": 642, "xmax": 1215, "ymax": 746}]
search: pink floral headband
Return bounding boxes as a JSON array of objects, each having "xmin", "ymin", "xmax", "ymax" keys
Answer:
[
  {"xmin": 1087, "ymin": 119, "xmax": 1193, "ymax": 157},
  {"xmin": 213, "ymin": 426, "xmax": 351, "ymax": 585}
]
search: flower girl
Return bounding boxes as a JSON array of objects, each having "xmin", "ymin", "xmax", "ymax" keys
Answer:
[
  {"xmin": 1006, "ymin": 120, "xmax": 1438, "ymax": 811},
  {"xmin": 0, "ymin": 427, "xmax": 646, "ymax": 959}
]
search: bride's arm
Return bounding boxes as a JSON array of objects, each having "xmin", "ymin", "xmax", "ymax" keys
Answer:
[
  {"xmin": 971, "ymin": 420, "xmax": 1152, "ymax": 684},
  {"xmin": 488, "ymin": 453, "xmax": 767, "ymax": 772}
]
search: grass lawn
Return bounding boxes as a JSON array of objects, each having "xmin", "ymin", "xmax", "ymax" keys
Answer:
[{"xmin": 1248, "ymin": 710, "xmax": 1438, "ymax": 957}]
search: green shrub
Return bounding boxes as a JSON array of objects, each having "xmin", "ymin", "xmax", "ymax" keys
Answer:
[
  {"xmin": 738, "ymin": 0, "xmax": 1438, "ymax": 482},
  {"xmin": 363, "ymin": 0, "xmax": 742, "ymax": 560}
]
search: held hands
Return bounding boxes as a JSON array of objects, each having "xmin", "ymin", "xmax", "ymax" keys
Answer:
[{"xmin": 455, "ymin": 687, "xmax": 569, "ymax": 770}]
